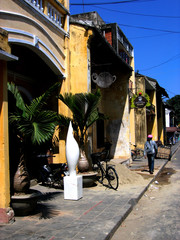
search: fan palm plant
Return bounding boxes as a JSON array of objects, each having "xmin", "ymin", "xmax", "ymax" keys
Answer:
[
  {"xmin": 57, "ymin": 89, "xmax": 104, "ymax": 172},
  {"xmin": 8, "ymin": 82, "xmax": 61, "ymax": 193}
]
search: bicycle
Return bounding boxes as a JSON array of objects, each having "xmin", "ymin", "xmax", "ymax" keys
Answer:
[
  {"xmin": 131, "ymin": 144, "xmax": 144, "ymax": 160},
  {"xmin": 91, "ymin": 142, "xmax": 119, "ymax": 190}
]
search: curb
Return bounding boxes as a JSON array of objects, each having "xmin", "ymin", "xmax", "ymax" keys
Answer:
[
  {"xmin": 107, "ymin": 143, "xmax": 180, "ymax": 239},
  {"xmin": 106, "ymin": 156, "xmax": 173, "ymax": 240},
  {"xmin": 106, "ymin": 160, "xmax": 169, "ymax": 240},
  {"xmin": 106, "ymin": 203, "xmax": 134, "ymax": 240}
]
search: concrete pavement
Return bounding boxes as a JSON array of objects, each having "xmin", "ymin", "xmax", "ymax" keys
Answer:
[{"xmin": 0, "ymin": 142, "xmax": 179, "ymax": 240}]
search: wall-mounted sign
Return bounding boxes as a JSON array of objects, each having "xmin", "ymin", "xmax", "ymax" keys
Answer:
[
  {"xmin": 131, "ymin": 91, "xmax": 151, "ymax": 109},
  {"xmin": 134, "ymin": 95, "xmax": 147, "ymax": 108},
  {"xmin": 92, "ymin": 72, "xmax": 116, "ymax": 88}
]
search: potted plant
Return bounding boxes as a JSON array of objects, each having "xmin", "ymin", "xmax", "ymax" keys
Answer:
[
  {"xmin": 8, "ymin": 81, "xmax": 60, "ymax": 215},
  {"xmin": 57, "ymin": 89, "xmax": 104, "ymax": 173}
]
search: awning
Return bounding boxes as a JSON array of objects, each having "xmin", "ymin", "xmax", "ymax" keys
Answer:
[
  {"xmin": 0, "ymin": 49, "xmax": 18, "ymax": 61},
  {"xmin": 166, "ymin": 127, "xmax": 180, "ymax": 133}
]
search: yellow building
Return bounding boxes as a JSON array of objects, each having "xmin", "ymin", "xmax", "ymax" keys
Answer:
[
  {"xmin": 69, "ymin": 12, "xmax": 134, "ymax": 162},
  {"xmin": 0, "ymin": 0, "xmax": 69, "ymax": 223},
  {"xmin": 0, "ymin": 28, "xmax": 19, "ymax": 223},
  {"xmin": 133, "ymin": 73, "xmax": 168, "ymax": 149}
]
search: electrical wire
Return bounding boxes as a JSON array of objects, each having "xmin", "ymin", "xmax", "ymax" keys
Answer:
[
  {"xmin": 129, "ymin": 33, "xmax": 172, "ymax": 39},
  {"xmin": 91, "ymin": 5, "xmax": 180, "ymax": 19},
  {"xmin": 165, "ymin": 89, "xmax": 179, "ymax": 97},
  {"xmin": 139, "ymin": 53, "xmax": 180, "ymax": 71},
  {"xmin": 105, "ymin": 21, "xmax": 180, "ymax": 33},
  {"xmin": 71, "ymin": 0, "xmax": 153, "ymax": 6}
]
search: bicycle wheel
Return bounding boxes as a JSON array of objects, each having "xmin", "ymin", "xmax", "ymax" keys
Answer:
[
  {"xmin": 96, "ymin": 164, "xmax": 104, "ymax": 184},
  {"xmin": 107, "ymin": 166, "xmax": 119, "ymax": 190}
]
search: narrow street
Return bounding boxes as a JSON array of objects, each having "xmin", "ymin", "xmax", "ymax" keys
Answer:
[{"xmin": 111, "ymin": 146, "xmax": 180, "ymax": 240}]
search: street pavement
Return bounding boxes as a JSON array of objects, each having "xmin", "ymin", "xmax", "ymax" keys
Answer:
[{"xmin": 0, "ymin": 142, "xmax": 180, "ymax": 240}]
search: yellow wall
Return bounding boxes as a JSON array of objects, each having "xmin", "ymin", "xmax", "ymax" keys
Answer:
[
  {"xmin": 134, "ymin": 76, "xmax": 147, "ymax": 149},
  {"xmin": 1, "ymin": 0, "xmax": 69, "ymax": 164},
  {"xmin": 0, "ymin": 61, "xmax": 10, "ymax": 209},
  {"xmin": 69, "ymin": 25, "xmax": 93, "ymax": 93},
  {"xmin": 0, "ymin": 0, "xmax": 67, "ymax": 76},
  {"xmin": 158, "ymin": 105, "xmax": 164, "ymax": 144},
  {"xmin": 129, "ymin": 56, "xmax": 136, "ymax": 151},
  {"xmin": 56, "ymin": 24, "xmax": 93, "ymax": 162},
  {"xmin": 98, "ymin": 72, "xmax": 131, "ymax": 160},
  {"xmin": 149, "ymin": 91, "xmax": 158, "ymax": 141}
]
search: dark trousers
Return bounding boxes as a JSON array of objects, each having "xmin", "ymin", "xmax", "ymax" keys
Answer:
[{"xmin": 147, "ymin": 153, "xmax": 155, "ymax": 173}]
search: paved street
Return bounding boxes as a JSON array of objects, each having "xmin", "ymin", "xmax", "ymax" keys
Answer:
[
  {"xmin": 0, "ymin": 142, "xmax": 179, "ymax": 240},
  {"xmin": 112, "ymin": 145, "xmax": 180, "ymax": 240}
]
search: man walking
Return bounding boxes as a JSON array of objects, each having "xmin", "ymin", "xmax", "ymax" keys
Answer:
[{"xmin": 144, "ymin": 135, "xmax": 158, "ymax": 174}]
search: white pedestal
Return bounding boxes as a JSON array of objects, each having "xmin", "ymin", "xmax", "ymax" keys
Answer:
[{"xmin": 64, "ymin": 175, "xmax": 83, "ymax": 200}]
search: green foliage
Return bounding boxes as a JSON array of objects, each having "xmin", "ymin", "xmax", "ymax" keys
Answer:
[
  {"xmin": 166, "ymin": 95, "xmax": 180, "ymax": 124},
  {"xmin": 57, "ymin": 89, "xmax": 105, "ymax": 146},
  {"xmin": 8, "ymin": 82, "xmax": 61, "ymax": 145}
]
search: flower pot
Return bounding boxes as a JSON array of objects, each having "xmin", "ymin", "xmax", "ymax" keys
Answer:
[
  {"xmin": 11, "ymin": 189, "xmax": 42, "ymax": 216},
  {"xmin": 78, "ymin": 149, "xmax": 89, "ymax": 172}
]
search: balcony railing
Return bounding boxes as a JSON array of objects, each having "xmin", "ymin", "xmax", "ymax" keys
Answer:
[
  {"xmin": 47, "ymin": 3, "xmax": 62, "ymax": 27},
  {"xmin": 24, "ymin": 0, "xmax": 65, "ymax": 29},
  {"xmin": 27, "ymin": 0, "xmax": 44, "ymax": 12},
  {"xmin": 117, "ymin": 28, "xmax": 133, "ymax": 57}
]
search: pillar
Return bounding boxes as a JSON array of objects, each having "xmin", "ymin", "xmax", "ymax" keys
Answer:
[{"xmin": 0, "ymin": 60, "xmax": 14, "ymax": 223}]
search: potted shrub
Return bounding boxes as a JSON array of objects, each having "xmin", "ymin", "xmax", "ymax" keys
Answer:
[
  {"xmin": 57, "ymin": 89, "xmax": 105, "ymax": 173},
  {"xmin": 8, "ymin": 82, "xmax": 60, "ymax": 215}
]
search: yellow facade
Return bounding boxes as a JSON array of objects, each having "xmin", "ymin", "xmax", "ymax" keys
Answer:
[
  {"xmin": 0, "ymin": 61, "xmax": 10, "ymax": 210},
  {"xmin": 129, "ymin": 54, "xmax": 136, "ymax": 148},
  {"xmin": 149, "ymin": 91, "xmax": 158, "ymax": 141},
  {"xmin": 57, "ymin": 24, "xmax": 93, "ymax": 163},
  {"xmin": 0, "ymin": 29, "xmax": 17, "ymax": 222},
  {"xmin": 134, "ymin": 74, "xmax": 166, "ymax": 149},
  {"xmin": 67, "ymin": 19, "xmax": 134, "ymax": 161},
  {"xmin": 0, "ymin": 0, "xmax": 69, "ymax": 222}
]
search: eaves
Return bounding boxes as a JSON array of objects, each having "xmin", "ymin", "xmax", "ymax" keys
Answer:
[
  {"xmin": 70, "ymin": 18, "xmax": 132, "ymax": 73},
  {"xmin": 136, "ymin": 73, "xmax": 168, "ymax": 98}
]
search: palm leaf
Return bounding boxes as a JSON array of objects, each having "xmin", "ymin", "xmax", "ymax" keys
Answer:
[
  {"xmin": 58, "ymin": 90, "xmax": 102, "ymax": 145},
  {"xmin": 83, "ymin": 90, "xmax": 101, "ymax": 127},
  {"xmin": 7, "ymin": 82, "xmax": 26, "ymax": 113},
  {"xmin": 57, "ymin": 114, "xmax": 72, "ymax": 127},
  {"xmin": 31, "ymin": 111, "xmax": 57, "ymax": 144},
  {"xmin": 28, "ymin": 82, "xmax": 61, "ymax": 115},
  {"xmin": 8, "ymin": 82, "xmax": 61, "ymax": 145}
]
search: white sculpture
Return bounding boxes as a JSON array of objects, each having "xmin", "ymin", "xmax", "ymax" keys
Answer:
[
  {"xmin": 64, "ymin": 121, "xmax": 83, "ymax": 200},
  {"xmin": 66, "ymin": 121, "xmax": 80, "ymax": 176}
]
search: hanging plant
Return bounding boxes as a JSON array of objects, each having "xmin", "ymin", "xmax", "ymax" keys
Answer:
[{"xmin": 131, "ymin": 90, "xmax": 151, "ymax": 108}]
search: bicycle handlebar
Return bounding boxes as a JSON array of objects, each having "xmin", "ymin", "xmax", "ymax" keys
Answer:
[{"xmin": 36, "ymin": 154, "xmax": 56, "ymax": 158}]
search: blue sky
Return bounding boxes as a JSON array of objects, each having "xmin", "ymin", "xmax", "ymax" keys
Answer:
[{"xmin": 70, "ymin": 0, "xmax": 180, "ymax": 99}]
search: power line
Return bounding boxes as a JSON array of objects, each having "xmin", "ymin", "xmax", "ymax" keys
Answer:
[
  {"xmin": 71, "ymin": 0, "xmax": 153, "ymax": 6},
  {"xmin": 139, "ymin": 53, "xmax": 180, "ymax": 71},
  {"xmin": 129, "ymin": 33, "xmax": 172, "ymax": 39},
  {"xmin": 93, "ymin": 5, "xmax": 180, "ymax": 19},
  {"xmin": 165, "ymin": 88, "xmax": 179, "ymax": 97},
  {"xmin": 105, "ymin": 21, "xmax": 180, "ymax": 33}
]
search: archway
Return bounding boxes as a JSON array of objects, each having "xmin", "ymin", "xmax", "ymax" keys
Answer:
[{"xmin": 7, "ymin": 44, "xmax": 63, "ymax": 185}]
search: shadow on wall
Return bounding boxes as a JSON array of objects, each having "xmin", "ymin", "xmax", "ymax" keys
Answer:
[{"xmin": 100, "ymin": 73, "xmax": 128, "ymax": 159}]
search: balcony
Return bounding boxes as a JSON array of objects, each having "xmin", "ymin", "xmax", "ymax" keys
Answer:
[
  {"xmin": 117, "ymin": 28, "xmax": 133, "ymax": 57},
  {"xmin": 23, "ymin": 0, "xmax": 69, "ymax": 31}
]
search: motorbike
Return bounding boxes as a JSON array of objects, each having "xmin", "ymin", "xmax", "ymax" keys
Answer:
[{"xmin": 36, "ymin": 154, "xmax": 69, "ymax": 188}]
